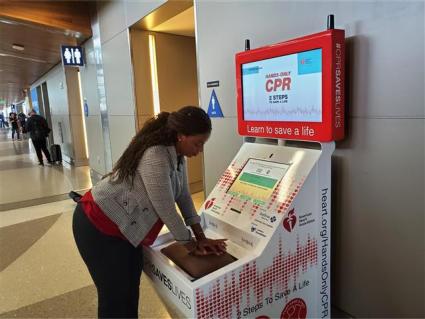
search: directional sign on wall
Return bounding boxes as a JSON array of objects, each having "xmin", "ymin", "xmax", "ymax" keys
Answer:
[
  {"xmin": 207, "ymin": 89, "xmax": 224, "ymax": 118},
  {"xmin": 61, "ymin": 45, "xmax": 84, "ymax": 67}
]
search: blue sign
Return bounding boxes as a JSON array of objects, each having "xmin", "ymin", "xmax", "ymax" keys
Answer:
[
  {"xmin": 207, "ymin": 89, "xmax": 224, "ymax": 118},
  {"xmin": 84, "ymin": 100, "xmax": 89, "ymax": 117},
  {"xmin": 30, "ymin": 88, "xmax": 39, "ymax": 113},
  {"xmin": 61, "ymin": 45, "xmax": 84, "ymax": 67}
]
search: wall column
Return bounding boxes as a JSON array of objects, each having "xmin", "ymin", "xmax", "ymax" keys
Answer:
[{"xmin": 65, "ymin": 67, "xmax": 88, "ymax": 166}]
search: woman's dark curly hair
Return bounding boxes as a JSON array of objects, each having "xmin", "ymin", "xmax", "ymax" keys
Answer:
[{"xmin": 107, "ymin": 106, "xmax": 211, "ymax": 184}]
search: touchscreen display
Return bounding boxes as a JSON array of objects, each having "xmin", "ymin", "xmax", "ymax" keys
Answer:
[
  {"xmin": 227, "ymin": 159, "xmax": 290, "ymax": 205},
  {"xmin": 242, "ymin": 48, "xmax": 322, "ymax": 122}
]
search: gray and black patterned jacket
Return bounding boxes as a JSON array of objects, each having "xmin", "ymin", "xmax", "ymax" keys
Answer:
[{"xmin": 91, "ymin": 145, "xmax": 200, "ymax": 247}]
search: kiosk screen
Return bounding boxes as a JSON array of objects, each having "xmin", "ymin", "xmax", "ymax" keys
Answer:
[
  {"xmin": 227, "ymin": 159, "xmax": 290, "ymax": 205},
  {"xmin": 242, "ymin": 48, "xmax": 322, "ymax": 122}
]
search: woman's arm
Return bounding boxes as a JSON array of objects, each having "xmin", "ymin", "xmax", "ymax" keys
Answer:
[
  {"xmin": 138, "ymin": 147, "xmax": 193, "ymax": 244},
  {"xmin": 175, "ymin": 158, "xmax": 227, "ymax": 255}
]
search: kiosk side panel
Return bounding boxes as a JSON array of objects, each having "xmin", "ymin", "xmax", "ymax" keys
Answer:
[
  {"xmin": 143, "ymin": 249, "xmax": 196, "ymax": 318},
  {"xmin": 194, "ymin": 150, "xmax": 327, "ymax": 318},
  {"xmin": 315, "ymin": 143, "xmax": 333, "ymax": 318}
]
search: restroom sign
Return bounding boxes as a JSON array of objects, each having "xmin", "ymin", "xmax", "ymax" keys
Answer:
[{"xmin": 61, "ymin": 45, "xmax": 84, "ymax": 66}]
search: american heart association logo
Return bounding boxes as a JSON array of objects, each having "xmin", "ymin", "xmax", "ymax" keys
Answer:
[
  {"xmin": 205, "ymin": 198, "xmax": 215, "ymax": 209},
  {"xmin": 280, "ymin": 298, "xmax": 307, "ymax": 319},
  {"xmin": 283, "ymin": 209, "xmax": 297, "ymax": 232}
]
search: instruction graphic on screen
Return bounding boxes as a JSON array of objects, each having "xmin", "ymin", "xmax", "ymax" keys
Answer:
[
  {"xmin": 227, "ymin": 159, "xmax": 290, "ymax": 205},
  {"xmin": 242, "ymin": 48, "xmax": 322, "ymax": 122}
]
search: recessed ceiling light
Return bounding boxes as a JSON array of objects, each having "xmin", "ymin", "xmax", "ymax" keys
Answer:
[{"xmin": 12, "ymin": 44, "xmax": 25, "ymax": 51}]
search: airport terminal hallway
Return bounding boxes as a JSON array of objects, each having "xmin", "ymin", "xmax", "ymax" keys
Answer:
[{"xmin": 0, "ymin": 127, "xmax": 199, "ymax": 318}]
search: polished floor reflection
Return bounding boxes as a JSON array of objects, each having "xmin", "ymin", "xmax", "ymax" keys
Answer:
[{"xmin": 0, "ymin": 128, "xmax": 92, "ymax": 211}]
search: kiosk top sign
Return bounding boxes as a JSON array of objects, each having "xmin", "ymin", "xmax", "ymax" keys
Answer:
[{"xmin": 235, "ymin": 29, "xmax": 345, "ymax": 142}]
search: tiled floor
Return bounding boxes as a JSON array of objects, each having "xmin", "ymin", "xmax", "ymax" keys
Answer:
[
  {"xmin": 0, "ymin": 201, "xmax": 189, "ymax": 318},
  {"xmin": 0, "ymin": 128, "xmax": 92, "ymax": 211},
  {"xmin": 0, "ymin": 197, "xmax": 203, "ymax": 318}
]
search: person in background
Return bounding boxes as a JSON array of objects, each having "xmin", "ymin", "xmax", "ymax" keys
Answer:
[
  {"xmin": 18, "ymin": 112, "xmax": 27, "ymax": 136},
  {"xmin": 9, "ymin": 112, "xmax": 20, "ymax": 140},
  {"xmin": 26, "ymin": 110, "xmax": 52, "ymax": 166},
  {"xmin": 72, "ymin": 106, "xmax": 227, "ymax": 318},
  {"xmin": 0, "ymin": 112, "xmax": 5, "ymax": 128}
]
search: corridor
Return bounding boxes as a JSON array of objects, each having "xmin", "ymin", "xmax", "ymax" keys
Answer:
[{"xmin": 0, "ymin": 127, "xmax": 91, "ymax": 211}]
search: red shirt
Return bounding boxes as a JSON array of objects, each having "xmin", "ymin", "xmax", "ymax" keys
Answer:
[{"xmin": 80, "ymin": 191, "xmax": 164, "ymax": 246}]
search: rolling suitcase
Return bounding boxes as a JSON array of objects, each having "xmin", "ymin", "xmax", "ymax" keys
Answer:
[{"xmin": 50, "ymin": 144, "xmax": 62, "ymax": 163}]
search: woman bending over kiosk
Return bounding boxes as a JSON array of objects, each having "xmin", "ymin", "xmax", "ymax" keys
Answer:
[{"xmin": 72, "ymin": 106, "xmax": 227, "ymax": 318}]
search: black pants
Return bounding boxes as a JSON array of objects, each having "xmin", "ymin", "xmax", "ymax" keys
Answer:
[
  {"xmin": 12, "ymin": 126, "xmax": 20, "ymax": 139},
  {"xmin": 72, "ymin": 203, "xmax": 144, "ymax": 318},
  {"xmin": 32, "ymin": 138, "xmax": 51, "ymax": 164}
]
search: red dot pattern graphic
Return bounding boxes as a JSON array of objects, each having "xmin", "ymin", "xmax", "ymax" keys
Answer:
[
  {"xmin": 218, "ymin": 168, "xmax": 235, "ymax": 191},
  {"xmin": 217, "ymin": 160, "xmax": 249, "ymax": 212},
  {"xmin": 195, "ymin": 236, "xmax": 317, "ymax": 318},
  {"xmin": 224, "ymin": 196, "xmax": 235, "ymax": 214},
  {"xmin": 251, "ymin": 204, "xmax": 260, "ymax": 217},
  {"xmin": 276, "ymin": 177, "xmax": 305, "ymax": 214},
  {"xmin": 267, "ymin": 181, "xmax": 282, "ymax": 210},
  {"xmin": 218, "ymin": 160, "xmax": 247, "ymax": 193},
  {"xmin": 216, "ymin": 160, "xmax": 306, "ymax": 219}
]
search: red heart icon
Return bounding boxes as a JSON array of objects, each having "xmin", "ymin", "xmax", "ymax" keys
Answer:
[
  {"xmin": 283, "ymin": 208, "xmax": 297, "ymax": 232},
  {"xmin": 205, "ymin": 198, "xmax": 215, "ymax": 209},
  {"xmin": 281, "ymin": 298, "xmax": 307, "ymax": 319}
]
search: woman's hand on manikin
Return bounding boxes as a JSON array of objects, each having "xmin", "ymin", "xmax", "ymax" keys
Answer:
[{"xmin": 186, "ymin": 238, "xmax": 227, "ymax": 256}]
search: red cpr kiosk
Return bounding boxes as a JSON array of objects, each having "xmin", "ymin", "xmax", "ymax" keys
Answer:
[{"xmin": 144, "ymin": 24, "xmax": 345, "ymax": 319}]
